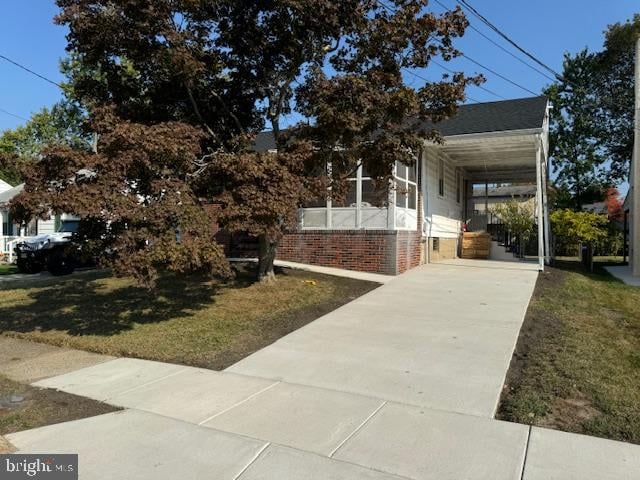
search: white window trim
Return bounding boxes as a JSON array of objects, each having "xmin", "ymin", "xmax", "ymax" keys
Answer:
[
  {"xmin": 302, "ymin": 161, "xmax": 389, "ymax": 230},
  {"xmin": 393, "ymin": 161, "xmax": 418, "ymax": 230}
]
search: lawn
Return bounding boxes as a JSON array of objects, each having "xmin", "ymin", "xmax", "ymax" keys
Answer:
[
  {"xmin": 498, "ymin": 260, "xmax": 640, "ymax": 444},
  {"xmin": 0, "ymin": 264, "xmax": 378, "ymax": 369},
  {"xmin": 0, "ymin": 375, "xmax": 118, "ymax": 446},
  {"xmin": 0, "ymin": 264, "xmax": 17, "ymax": 276}
]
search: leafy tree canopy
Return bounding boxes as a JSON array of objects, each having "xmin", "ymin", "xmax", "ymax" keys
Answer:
[
  {"xmin": 550, "ymin": 209, "xmax": 608, "ymax": 246},
  {"xmin": 595, "ymin": 14, "xmax": 640, "ymax": 181},
  {"xmin": 0, "ymin": 101, "xmax": 88, "ymax": 185},
  {"xmin": 546, "ymin": 15, "xmax": 639, "ymax": 208},
  {"xmin": 16, "ymin": 0, "xmax": 481, "ymax": 283},
  {"xmin": 490, "ymin": 199, "xmax": 535, "ymax": 241}
]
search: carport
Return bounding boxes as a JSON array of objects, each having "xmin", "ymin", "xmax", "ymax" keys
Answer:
[{"xmin": 441, "ymin": 122, "xmax": 551, "ymax": 270}]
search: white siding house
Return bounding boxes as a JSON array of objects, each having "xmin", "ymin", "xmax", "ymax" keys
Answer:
[
  {"xmin": 251, "ymin": 96, "xmax": 551, "ymax": 274},
  {"xmin": 0, "ymin": 183, "xmax": 59, "ymax": 258}
]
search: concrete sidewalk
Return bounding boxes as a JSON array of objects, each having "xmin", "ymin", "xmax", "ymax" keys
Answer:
[
  {"xmin": 9, "ymin": 358, "xmax": 640, "ymax": 480},
  {"xmin": 6, "ymin": 260, "xmax": 640, "ymax": 479}
]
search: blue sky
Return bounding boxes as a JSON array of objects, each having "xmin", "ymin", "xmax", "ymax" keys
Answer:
[{"xmin": 0, "ymin": 1, "xmax": 638, "ymax": 132}]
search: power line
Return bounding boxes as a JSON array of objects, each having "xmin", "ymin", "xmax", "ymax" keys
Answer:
[
  {"xmin": 455, "ymin": 50, "xmax": 539, "ymax": 96},
  {"xmin": 0, "ymin": 107, "xmax": 28, "ymax": 122},
  {"xmin": 402, "ymin": 68, "xmax": 481, "ymax": 103},
  {"xmin": 0, "ymin": 53, "xmax": 64, "ymax": 89},
  {"xmin": 451, "ymin": 0, "xmax": 635, "ymax": 116},
  {"xmin": 430, "ymin": 58, "xmax": 506, "ymax": 100},
  {"xmin": 375, "ymin": 0, "xmax": 539, "ymax": 98},
  {"xmin": 456, "ymin": 0, "xmax": 563, "ymax": 81},
  {"xmin": 432, "ymin": 0, "xmax": 557, "ymax": 83}
]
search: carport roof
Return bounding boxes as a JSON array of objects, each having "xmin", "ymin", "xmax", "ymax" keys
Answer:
[{"xmin": 252, "ymin": 96, "xmax": 548, "ymax": 151}]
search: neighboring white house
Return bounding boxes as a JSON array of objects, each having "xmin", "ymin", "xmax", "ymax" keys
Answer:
[{"xmin": 0, "ymin": 182, "xmax": 65, "ymax": 259}]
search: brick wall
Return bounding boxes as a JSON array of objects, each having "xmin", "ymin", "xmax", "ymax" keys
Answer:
[
  {"xmin": 277, "ymin": 230, "xmax": 398, "ymax": 274},
  {"xmin": 395, "ymin": 230, "xmax": 423, "ymax": 273}
]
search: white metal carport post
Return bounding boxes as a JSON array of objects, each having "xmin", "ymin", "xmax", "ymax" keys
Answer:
[
  {"xmin": 535, "ymin": 135, "xmax": 545, "ymax": 271},
  {"xmin": 540, "ymin": 134, "xmax": 551, "ymax": 265}
]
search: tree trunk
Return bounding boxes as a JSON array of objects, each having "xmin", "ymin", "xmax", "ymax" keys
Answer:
[{"xmin": 257, "ymin": 234, "xmax": 278, "ymax": 282}]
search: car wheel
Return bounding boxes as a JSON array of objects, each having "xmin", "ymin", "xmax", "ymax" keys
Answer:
[
  {"xmin": 47, "ymin": 249, "xmax": 75, "ymax": 276},
  {"xmin": 16, "ymin": 257, "xmax": 43, "ymax": 274}
]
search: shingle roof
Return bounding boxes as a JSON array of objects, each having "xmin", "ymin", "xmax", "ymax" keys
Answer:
[
  {"xmin": 252, "ymin": 96, "xmax": 548, "ymax": 152},
  {"xmin": 418, "ymin": 95, "xmax": 548, "ymax": 136}
]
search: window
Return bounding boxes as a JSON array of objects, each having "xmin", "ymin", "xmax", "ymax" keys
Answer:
[
  {"xmin": 455, "ymin": 169, "xmax": 461, "ymax": 204},
  {"xmin": 433, "ymin": 237, "xmax": 440, "ymax": 252},
  {"xmin": 438, "ymin": 158, "xmax": 445, "ymax": 197},
  {"xmin": 395, "ymin": 160, "xmax": 417, "ymax": 210},
  {"xmin": 333, "ymin": 169, "xmax": 358, "ymax": 207}
]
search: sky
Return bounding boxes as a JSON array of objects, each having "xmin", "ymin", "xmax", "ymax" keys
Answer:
[{"xmin": 0, "ymin": 0, "xmax": 638, "ymax": 133}]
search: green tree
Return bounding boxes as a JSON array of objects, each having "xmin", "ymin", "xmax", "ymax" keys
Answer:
[
  {"xmin": 594, "ymin": 15, "xmax": 640, "ymax": 182},
  {"xmin": 545, "ymin": 51, "xmax": 607, "ymax": 210},
  {"xmin": 551, "ymin": 209, "xmax": 608, "ymax": 268},
  {"xmin": 16, "ymin": 0, "xmax": 481, "ymax": 283},
  {"xmin": 490, "ymin": 199, "xmax": 535, "ymax": 257},
  {"xmin": 0, "ymin": 101, "xmax": 88, "ymax": 185}
]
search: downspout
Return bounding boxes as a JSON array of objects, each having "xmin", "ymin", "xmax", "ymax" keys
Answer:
[{"xmin": 421, "ymin": 144, "xmax": 431, "ymax": 264}]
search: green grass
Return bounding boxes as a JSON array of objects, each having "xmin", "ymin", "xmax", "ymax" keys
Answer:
[
  {"xmin": 0, "ymin": 264, "xmax": 377, "ymax": 369},
  {"xmin": 498, "ymin": 261, "xmax": 640, "ymax": 444},
  {"xmin": 0, "ymin": 264, "xmax": 17, "ymax": 276}
]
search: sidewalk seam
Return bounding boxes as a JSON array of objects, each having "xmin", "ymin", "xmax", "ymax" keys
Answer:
[
  {"xmin": 104, "ymin": 367, "xmax": 190, "ymax": 402},
  {"xmin": 233, "ymin": 442, "xmax": 271, "ymax": 480},
  {"xmin": 328, "ymin": 400, "xmax": 387, "ymax": 458},
  {"xmin": 520, "ymin": 425, "xmax": 533, "ymax": 480},
  {"xmin": 198, "ymin": 381, "xmax": 281, "ymax": 425}
]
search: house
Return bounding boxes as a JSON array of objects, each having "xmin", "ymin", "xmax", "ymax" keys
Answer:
[
  {"xmin": 0, "ymin": 182, "xmax": 73, "ymax": 259},
  {"xmin": 252, "ymin": 95, "xmax": 551, "ymax": 274},
  {"xmin": 582, "ymin": 201, "xmax": 608, "ymax": 215}
]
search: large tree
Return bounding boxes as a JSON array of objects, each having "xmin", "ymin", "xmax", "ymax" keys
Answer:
[
  {"xmin": 546, "ymin": 50, "xmax": 607, "ymax": 210},
  {"xmin": 16, "ymin": 0, "xmax": 480, "ymax": 283},
  {"xmin": 595, "ymin": 15, "xmax": 640, "ymax": 182},
  {"xmin": 547, "ymin": 15, "xmax": 639, "ymax": 209},
  {"xmin": 0, "ymin": 101, "xmax": 87, "ymax": 185}
]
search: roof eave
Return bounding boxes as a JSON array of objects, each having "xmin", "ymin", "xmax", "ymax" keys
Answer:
[{"xmin": 441, "ymin": 127, "xmax": 544, "ymax": 141}]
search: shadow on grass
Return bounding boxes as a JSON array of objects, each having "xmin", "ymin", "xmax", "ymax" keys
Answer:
[
  {"xmin": 0, "ymin": 264, "xmax": 263, "ymax": 337},
  {"xmin": 550, "ymin": 259, "xmax": 629, "ymax": 285}
]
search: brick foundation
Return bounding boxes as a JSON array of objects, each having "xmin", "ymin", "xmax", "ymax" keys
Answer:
[{"xmin": 277, "ymin": 229, "xmax": 423, "ymax": 275}]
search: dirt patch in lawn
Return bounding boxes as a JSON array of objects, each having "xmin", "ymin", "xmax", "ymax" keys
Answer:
[
  {"xmin": 0, "ymin": 375, "xmax": 119, "ymax": 445},
  {"xmin": 0, "ymin": 264, "xmax": 379, "ymax": 370},
  {"xmin": 497, "ymin": 262, "xmax": 640, "ymax": 445}
]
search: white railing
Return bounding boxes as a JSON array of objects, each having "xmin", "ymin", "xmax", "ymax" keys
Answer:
[{"xmin": 1, "ymin": 236, "xmax": 26, "ymax": 263}]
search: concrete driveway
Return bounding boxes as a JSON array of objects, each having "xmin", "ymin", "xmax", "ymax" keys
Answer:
[
  {"xmin": 228, "ymin": 259, "xmax": 538, "ymax": 417},
  {"xmin": 7, "ymin": 259, "xmax": 640, "ymax": 479}
]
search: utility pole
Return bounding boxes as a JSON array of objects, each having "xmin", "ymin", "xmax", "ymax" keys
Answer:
[{"xmin": 633, "ymin": 35, "xmax": 640, "ymax": 276}]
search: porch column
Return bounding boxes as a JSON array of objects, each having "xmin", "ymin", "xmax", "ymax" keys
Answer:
[
  {"xmin": 535, "ymin": 135, "xmax": 545, "ymax": 271},
  {"xmin": 541, "ymin": 137, "xmax": 551, "ymax": 264}
]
